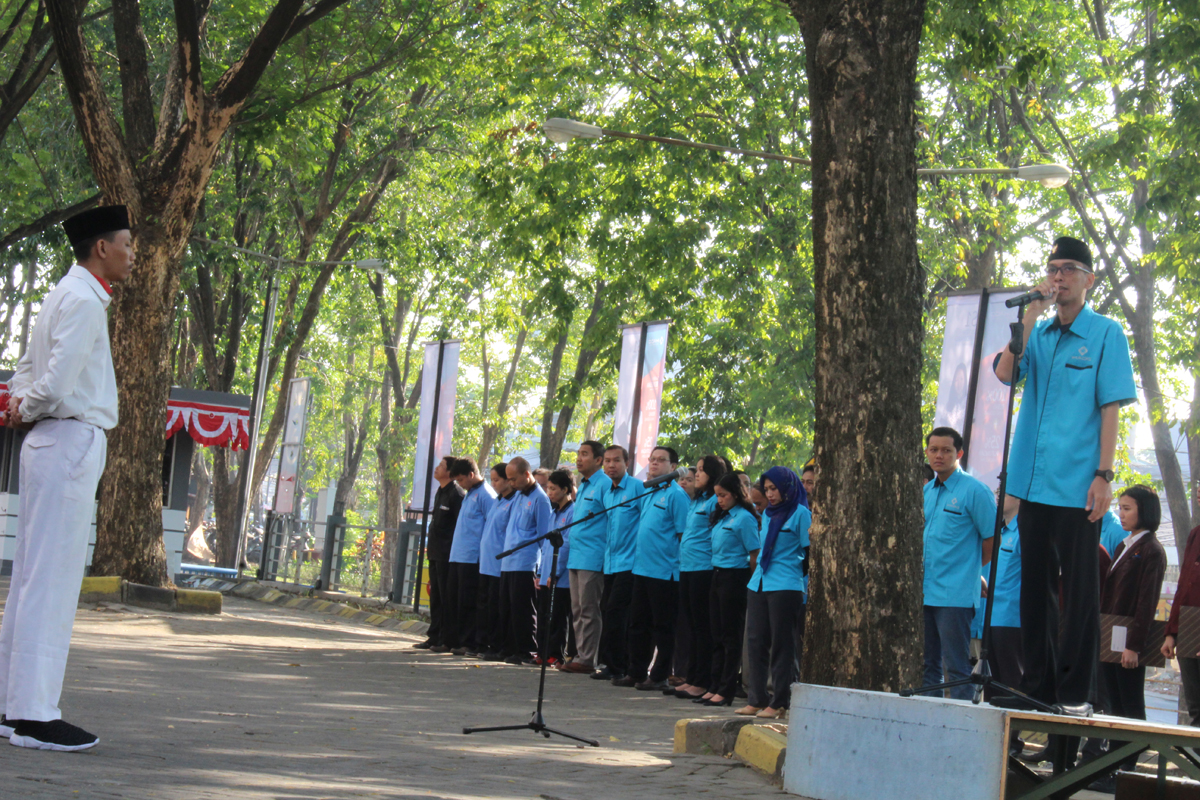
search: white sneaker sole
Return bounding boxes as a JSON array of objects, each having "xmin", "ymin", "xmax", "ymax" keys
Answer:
[
  {"xmin": 0, "ymin": 724, "xmax": 12, "ymax": 739},
  {"xmin": 10, "ymin": 733, "xmax": 98, "ymax": 751}
]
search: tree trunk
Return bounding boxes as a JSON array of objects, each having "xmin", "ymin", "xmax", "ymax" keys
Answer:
[
  {"xmin": 187, "ymin": 448, "xmax": 210, "ymax": 531},
  {"xmin": 477, "ymin": 325, "xmax": 527, "ymax": 464},
  {"xmin": 544, "ymin": 280, "xmax": 605, "ymax": 467},
  {"xmin": 790, "ymin": 0, "xmax": 928, "ymax": 692},
  {"xmin": 537, "ymin": 329, "xmax": 569, "ymax": 468},
  {"xmin": 210, "ymin": 448, "xmax": 241, "ymax": 567},
  {"xmin": 583, "ymin": 391, "xmax": 602, "ymax": 443}
]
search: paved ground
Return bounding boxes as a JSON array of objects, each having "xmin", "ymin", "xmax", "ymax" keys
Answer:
[{"xmin": 0, "ymin": 588, "xmax": 783, "ymax": 800}]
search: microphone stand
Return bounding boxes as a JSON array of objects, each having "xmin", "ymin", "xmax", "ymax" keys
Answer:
[
  {"xmin": 462, "ymin": 475, "xmax": 674, "ymax": 746},
  {"xmin": 900, "ymin": 297, "xmax": 1056, "ymax": 716}
]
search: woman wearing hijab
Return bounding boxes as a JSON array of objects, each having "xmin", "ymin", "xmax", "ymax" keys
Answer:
[
  {"xmin": 737, "ymin": 466, "xmax": 811, "ymax": 719},
  {"xmin": 673, "ymin": 456, "xmax": 726, "ymax": 700}
]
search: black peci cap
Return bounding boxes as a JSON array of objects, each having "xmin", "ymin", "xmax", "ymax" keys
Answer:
[
  {"xmin": 62, "ymin": 205, "xmax": 130, "ymax": 247},
  {"xmin": 1048, "ymin": 235, "xmax": 1092, "ymax": 269}
]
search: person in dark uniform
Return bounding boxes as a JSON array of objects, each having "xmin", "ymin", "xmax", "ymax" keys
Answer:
[
  {"xmin": 415, "ymin": 455, "xmax": 464, "ymax": 652},
  {"xmin": 992, "ymin": 235, "xmax": 1137, "ymax": 716}
]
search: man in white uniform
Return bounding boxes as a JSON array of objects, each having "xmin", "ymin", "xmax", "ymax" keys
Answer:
[{"xmin": 0, "ymin": 205, "xmax": 133, "ymax": 751}]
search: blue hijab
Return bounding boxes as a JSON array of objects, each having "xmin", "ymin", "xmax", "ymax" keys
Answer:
[{"xmin": 759, "ymin": 466, "xmax": 805, "ymax": 571}]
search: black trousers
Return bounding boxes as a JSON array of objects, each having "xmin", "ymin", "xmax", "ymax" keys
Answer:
[
  {"xmin": 679, "ymin": 570, "xmax": 713, "ymax": 688},
  {"xmin": 535, "ymin": 584, "xmax": 572, "ymax": 661},
  {"xmin": 444, "ymin": 562, "xmax": 480, "ymax": 650},
  {"xmin": 599, "ymin": 571, "xmax": 634, "ymax": 676},
  {"xmin": 628, "ymin": 575, "xmax": 679, "ymax": 683},
  {"xmin": 672, "ymin": 593, "xmax": 691, "ymax": 679},
  {"xmin": 476, "ymin": 574, "xmax": 504, "ymax": 653},
  {"xmin": 710, "ymin": 566, "xmax": 750, "ymax": 697},
  {"xmin": 987, "ymin": 626, "xmax": 1025, "ymax": 697},
  {"xmin": 1017, "ymin": 501, "xmax": 1101, "ymax": 706},
  {"xmin": 500, "ymin": 570, "xmax": 537, "ymax": 658},
  {"xmin": 1100, "ymin": 662, "xmax": 1147, "ymax": 770},
  {"xmin": 745, "ymin": 589, "xmax": 804, "ymax": 709},
  {"xmin": 426, "ymin": 557, "xmax": 452, "ymax": 645}
]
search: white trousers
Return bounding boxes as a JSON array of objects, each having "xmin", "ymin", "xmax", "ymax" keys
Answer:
[{"xmin": 0, "ymin": 418, "xmax": 106, "ymax": 721}]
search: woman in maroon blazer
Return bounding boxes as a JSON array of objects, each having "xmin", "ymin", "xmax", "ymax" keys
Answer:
[
  {"xmin": 1162, "ymin": 482, "xmax": 1200, "ymax": 726},
  {"xmin": 1100, "ymin": 485, "xmax": 1167, "ymax": 770}
]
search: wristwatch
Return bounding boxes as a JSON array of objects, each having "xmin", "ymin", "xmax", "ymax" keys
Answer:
[{"xmin": 1094, "ymin": 469, "xmax": 1114, "ymax": 483}]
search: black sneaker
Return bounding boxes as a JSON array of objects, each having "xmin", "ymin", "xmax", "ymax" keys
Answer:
[
  {"xmin": 0, "ymin": 715, "xmax": 12, "ymax": 739},
  {"xmin": 412, "ymin": 640, "xmax": 434, "ymax": 650},
  {"xmin": 429, "ymin": 644, "xmax": 450, "ymax": 654},
  {"xmin": 611, "ymin": 675, "xmax": 636, "ymax": 687},
  {"xmin": 10, "ymin": 719, "xmax": 98, "ymax": 752},
  {"xmin": 450, "ymin": 648, "xmax": 469, "ymax": 656}
]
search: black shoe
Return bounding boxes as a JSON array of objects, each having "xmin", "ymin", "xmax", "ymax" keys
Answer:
[
  {"xmin": 10, "ymin": 719, "xmax": 98, "ymax": 752},
  {"xmin": 612, "ymin": 675, "xmax": 637, "ymax": 687},
  {"xmin": 637, "ymin": 679, "xmax": 668, "ymax": 692},
  {"xmin": 429, "ymin": 644, "xmax": 450, "ymax": 654},
  {"xmin": 504, "ymin": 655, "xmax": 525, "ymax": 665},
  {"xmin": 1053, "ymin": 702, "xmax": 1093, "ymax": 718},
  {"xmin": 734, "ymin": 687, "xmax": 747, "ymax": 699},
  {"xmin": 465, "ymin": 651, "xmax": 484, "ymax": 659},
  {"xmin": 450, "ymin": 647, "xmax": 469, "ymax": 656},
  {"xmin": 591, "ymin": 667, "xmax": 614, "ymax": 681},
  {"xmin": 662, "ymin": 686, "xmax": 677, "ymax": 696},
  {"xmin": 412, "ymin": 640, "xmax": 434, "ymax": 650},
  {"xmin": 692, "ymin": 695, "xmax": 715, "ymax": 704},
  {"xmin": 702, "ymin": 697, "xmax": 733, "ymax": 707},
  {"xmin": 482, "ymin": 651, "xmax": 506, "ymax": 661}
]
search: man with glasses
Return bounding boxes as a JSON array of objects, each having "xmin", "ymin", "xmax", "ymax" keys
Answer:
[{"xmin": 992, "ymin": 236, "xmax": 1136, "ymax": 720}]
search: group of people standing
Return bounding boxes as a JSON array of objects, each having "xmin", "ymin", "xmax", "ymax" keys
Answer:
[{"xmin": 415, "ymin": 443, "xmax": 816, "ymax": 719}]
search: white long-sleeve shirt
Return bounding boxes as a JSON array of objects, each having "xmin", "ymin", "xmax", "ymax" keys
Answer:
[{"xmin": 11, "ymin": 265, "xmax": 118, "ymax": 429}]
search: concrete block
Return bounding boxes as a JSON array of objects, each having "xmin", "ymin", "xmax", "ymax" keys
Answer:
[
  {"xmin": 174, "ymin": 589, "xmax": 221, "ymax": 614},
  {"xmin": 124, "ymin": 582, "xmax": 176, "ymax": 611},
  {"xmin": 673, "ymin": 717, "xmax": 758, "ymax": 756},
  {"xmin": 734, "ymin": 724, "xmax": 787, "ymax": 784},
  {"xmin": 785, "ymin": 683, "xmax": 1006, "ymax": 800},
  {"xmin": 80, "ymin": 576, "xmax": 123, "ymax": 603}
]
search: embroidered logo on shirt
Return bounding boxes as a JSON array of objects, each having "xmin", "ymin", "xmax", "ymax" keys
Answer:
[
  {"xmin": 950, "ymin": 497, "xmax": 959, "ymax": 507},
  {"xmin": 1079, "ymin": 346, "xmax": 1088, "ymax": 356}
]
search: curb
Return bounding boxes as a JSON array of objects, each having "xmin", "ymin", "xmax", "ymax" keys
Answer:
[
  {"xmin": 673, "ymin": 717, "xmax": 758, "ymax": 756},
  {"xmin": 184, "ymin": 578, "xmax": 430, "ymax": 636},
  {"xmin": 733, "ymin": 723, "xmax": 788, "ymax": 784},
  {"xmin": 79, "ymin": 577, "xmax": 222, "ymax": 614}
]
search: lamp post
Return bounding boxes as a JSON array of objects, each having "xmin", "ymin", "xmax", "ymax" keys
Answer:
[
  {"xmin": 188, "ymin": 237, "xmax": 386, "ymax": 576},
  {"xmin": 542, "ymin": 118, "xmax": 1072, "ymax": 187}
]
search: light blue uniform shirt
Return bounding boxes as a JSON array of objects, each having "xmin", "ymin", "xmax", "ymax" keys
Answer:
[
  {"xmin": 1100, "ymin": 510, "xmax": 1125, "ymax": 556},
  {"xmin": 710, "ymin": 505, "xmax": 760, "ymax": 569},
  {"xmin": 923, "ymin": 468, "xmax": 996, "ymax": 608},
  {"xmin": 537, "ymin": 502, "xmax": 574, "ymax": 587},
  {"xmin": 748, "ymin": 505, "xmax": 811, "ymax": 594},
  {"xmin": 603, "ymin": 473, "xmax": 644, "ymax": 574},
  {"xmin": 567, "ymin": 471, "xmax": 608, "ymax": 572},
  {"xmin": 448, "ymin": 481, "xmax": 498, "ymax": 564},
  {"xmin": 680, "ymin": 494, "xmax": 718, "ymax": 572},
  {"xmin": 501, "ymin": 483, "xmax": 554, "ymax": 572},
  {"xmin": 633, "ymin": 482, "xmax": 689, "ymax": 581},
  {"xmin": 478, "ymin": 493, "xmax": 516, "ymax": 578},
  {"xmin": 990, "ymin": 518, "xmax": 1022, "ymax": 628},
  {"xmin": 1001, "ymin": 305, "xmax": 1136, "ymax": 508}
]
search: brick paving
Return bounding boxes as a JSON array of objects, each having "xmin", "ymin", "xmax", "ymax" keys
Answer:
[{"xmin": 0, "ymin": 586, "xmax": 785, "ymax": 799}]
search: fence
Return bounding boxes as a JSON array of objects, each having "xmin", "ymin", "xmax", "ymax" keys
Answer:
[{"xmin": 257, "ymin": 508, "xmax": 428, "ymax": 605}]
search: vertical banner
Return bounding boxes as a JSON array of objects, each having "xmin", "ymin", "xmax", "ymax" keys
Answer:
[
  {"xmin": 965, "ymin": 289, "xmax": 1026, "ymax": 490},
  {"xmin": 273, "ymin": 377, "xmax": 311, "ymax": 514},
  {"xmin": 933, "ymin": 294, "xmax": 982, "ymax": 435},
  {"xmin": 613, "ymin": 321, "xmax": 671, "ymax": 480},
  {"xmin": 409, "ymin": 339, "xmax": 461, "ymax": 512}
]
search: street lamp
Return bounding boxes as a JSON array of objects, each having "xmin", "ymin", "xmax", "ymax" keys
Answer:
[
  {"xmin": 543, "ymin": 118, "xmax": 1072, "ymax": 187},
  {"xmin": 187, "ymin": 237, "xmax": 387, "ymax": 576}
]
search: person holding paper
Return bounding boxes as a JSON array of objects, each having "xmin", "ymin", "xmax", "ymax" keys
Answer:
[
  {"xmin": 1096, "ymin": 486, "xmax": 1166, "ymax": 774},
  {"xmin": 1162, "ymin": 481, "xmax": 1200, "ymax": 725}
]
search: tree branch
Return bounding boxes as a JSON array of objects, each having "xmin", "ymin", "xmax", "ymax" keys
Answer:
[
  {"xmin": 110, "ymin": 0, "xmax": 154, "ymax": 162},
  {"xmin": 0, "ymin": 193, "xmax": 100, "ymax": 252}
]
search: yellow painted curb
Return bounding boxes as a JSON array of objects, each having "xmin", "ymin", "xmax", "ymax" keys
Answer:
[
  {"xmin": 337, "ymin": 607, "xmax": 358, "ymax": 618},
  {"xmin": 284, "ymin": 597, "xmax": 306, "ymax": 608},
  {"xmin": 80, "ymin": 576, "xmax": 123, "ymax": 598},
  {"xmin": 175, "ymin": 589, "xmax": 222, "ymax": 614},
  {"xmin": 673, "ymin": 719, "xmax": 691, "ymax": 754},
  {"xmin": 734, "ymin": 724, "xmax": 787, "ymax": 780}
]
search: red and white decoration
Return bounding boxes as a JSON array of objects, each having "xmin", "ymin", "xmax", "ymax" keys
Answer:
[
  {"xmin": 165, "ymin": 398, "xmax": 250, "ymax": 450},
  {"xmin": 0, "ymin": 379, "xmax": 248, "ymax": 451}
]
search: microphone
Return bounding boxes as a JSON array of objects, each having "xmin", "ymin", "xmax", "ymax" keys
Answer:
[
  {"xmin": 641, "ymin": 466, "xmax": 688, "ymax": 487},
  {"xmin": 1005, "ymin": 288, "xmax": 1053, "ymax": 308}
]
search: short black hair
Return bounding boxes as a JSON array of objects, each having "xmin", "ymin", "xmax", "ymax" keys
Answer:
[
  {"xmin": 579, "ymin": 440, "xmax": 605, "ymax": 460},
  {"xmin": 801, "ymin": 464, "xmax": 816, "ymax": 476},
  {"xmin": 652, "ymin": 445, "xmax": 679, "ymax": 465},
  {"xmin": 922, "ymin": 463, "xmax": 935, "ymax": 482},
  {"xmin": 604, "ymin": 444, "xmax": 629, "ymax": 462},
  {"xmin": 450, "ymin": 457, "xmax": 478, "ymax": 478},
  {"xmin": 72, "ymin": 231, "xmax": 119, "ymax": 262},
  {"xmin": 1120, "ymin": 484, "xmax": 1162, "ymax": 533},
  {"xmin": 490, "ymin": 462, "xmax": 508, "ymax": 480},
  {"xmin": 926, "ymin": 426, "xmax": 964, "ymax": 451}
]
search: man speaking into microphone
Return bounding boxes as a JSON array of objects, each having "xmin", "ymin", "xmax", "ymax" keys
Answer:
[{"xmin": 992, "ymin": 235, "xmax": 1136, "ymax": 716}]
